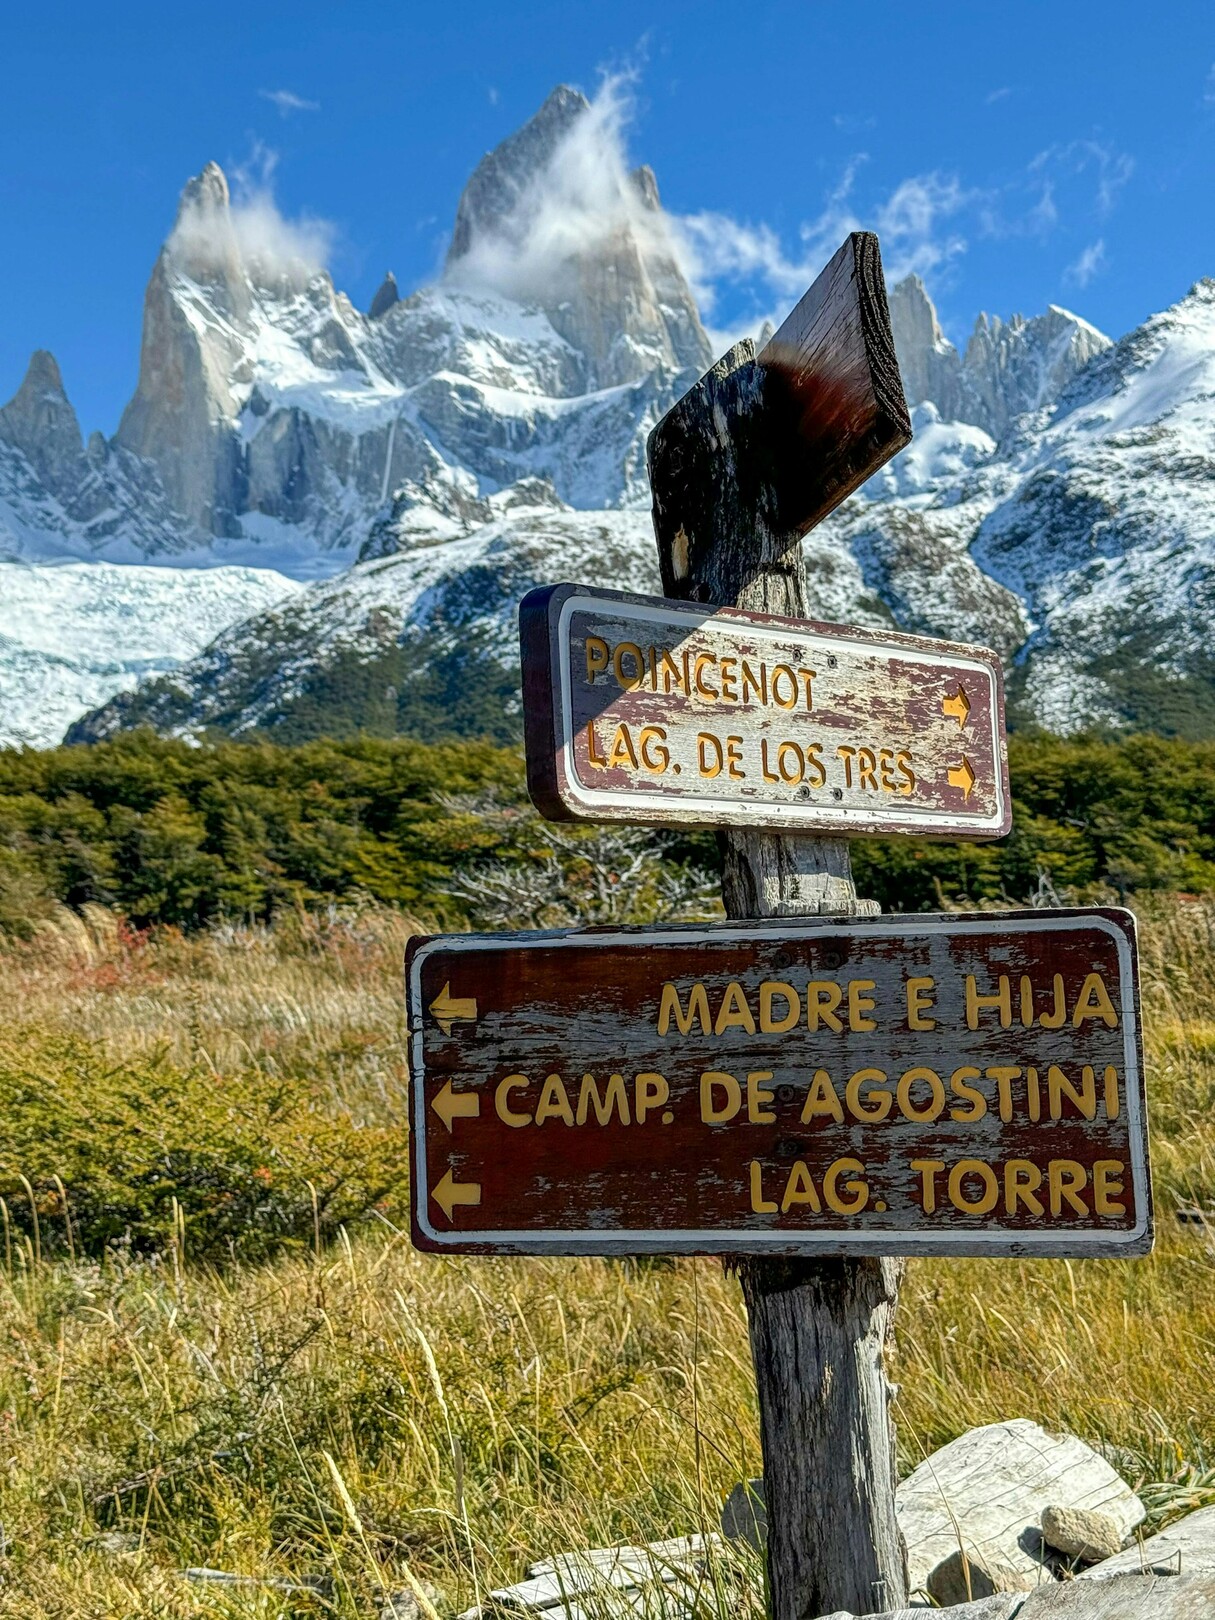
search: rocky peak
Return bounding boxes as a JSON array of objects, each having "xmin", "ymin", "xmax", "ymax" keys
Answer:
[
  {"xmin": 442, "ymin": 85, "xmax": 712, "ymax": 388},
  {"xmin": 0, "ymin": 349, "xmax": 85, "ymax": 495},
  {"xmin": 369, "ymin": 271, "xmax": 400, "ymax": 319},
  {"xmin": 447, "ymin": 86, "xmax": 590, "ymax": 266},
  {"xmin": 889, "ymin": 274, "xmax": 1110, "ymax": 439}
]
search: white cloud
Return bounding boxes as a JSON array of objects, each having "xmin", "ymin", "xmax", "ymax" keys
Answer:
[
  {"xmin": 1029, "ymin": 139, "xmax": 1133, "ymax": 217},
  {"xmin": 1064, "ymin": 239, "xmax": 1107, "ymax": 287},
  {"xmin": 488, "ymin": 86, "xmax": 500, "ymax": 105},
  {"xmin": 986, "ymin": 86, "xmax": 1012, "ymax": 104},
  {"xmin": 445, "ymin": 73, "xmax": 679, "ymax": 304},
  {"xmin": 672, "ymin": 158, "xmax": 970, "ymax": 331},
  {"xmin": 169, "ymin": 145, "xmax": 335, "ymax": 284},
  {"xmin": 259, "ymin": 88, "xmax": 320, "ymax": 116},
  {"xmin": 1204, "ymin": 64, "xmax": 1215, "ymax": 104}
]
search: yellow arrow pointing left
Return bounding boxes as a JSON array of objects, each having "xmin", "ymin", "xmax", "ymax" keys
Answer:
[
  {"xmin": 432, "ymin": 1080, "xmax": 480, "ymax": 1132},
  {"xmin": 947, "ymin": 757, "xmax": 976, "ymax": 800},
  {"xmin": 429, "ymin": 982, "xmax": 478, "ymax": 1035},
  {"xmin": 432, "ymin": 1169, "xmax": 482, "ymax": 1221}
]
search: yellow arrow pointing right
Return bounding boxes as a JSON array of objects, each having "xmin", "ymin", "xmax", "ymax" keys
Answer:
[
  {"xmin": 947, "ymin": 757, "xmax": 976, "ymax": 800},
  {"xmin": 429, "ymin": 982, "xmax": 478, "ymax": 1035},
  {"xmin": 431, "ymin": 1080, "xmax": 480, "ymax": 1132},
  {"xmin": 432, "ymin": 1169, "xmax": 482, "ymax": 1221},
  {"xmin": 942, "ymin": 686, "xmax": 971, "ymax": 727}
]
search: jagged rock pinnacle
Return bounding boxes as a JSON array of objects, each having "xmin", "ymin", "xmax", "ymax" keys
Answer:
[
  {"xmin": 447, "ymin": 85, "xmax": 590, "ymax": 265},
  {"xmin": 0, "ymin": 348, "xmax": 85, "ymax": 495},
  {"xmin": 369, "ymin": 272, "xmax": 399, "ymax": 319}
]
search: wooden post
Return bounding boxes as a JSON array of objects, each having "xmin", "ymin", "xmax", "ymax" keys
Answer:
[{"xmin": 647, "ymin": 234, "xmax": 911, "ymax": 1618}]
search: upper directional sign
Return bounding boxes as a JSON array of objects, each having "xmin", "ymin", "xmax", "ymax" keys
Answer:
[
  {"xmin": 407, "ymin": 909, "xmax": 1150, "ymax": 1258},
  {"xmin": 521, "ymin": 583, "xmax": 1011, "ymax": 840}
]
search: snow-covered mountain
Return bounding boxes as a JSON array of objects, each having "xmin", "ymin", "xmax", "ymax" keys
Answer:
[{"xmin": 9, "ymin": 82, "xmax": 1215, "ymax": 747}]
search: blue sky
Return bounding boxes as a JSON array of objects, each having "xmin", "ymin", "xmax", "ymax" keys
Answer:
[{"xmin": 4, "ymin": 0, "xmax": 1214, "ymax": 435}]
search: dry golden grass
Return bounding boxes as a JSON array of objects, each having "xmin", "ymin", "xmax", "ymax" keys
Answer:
[{"xmin": 0, "ymin": 899, "xmax": 1211, "ymax": 1614}]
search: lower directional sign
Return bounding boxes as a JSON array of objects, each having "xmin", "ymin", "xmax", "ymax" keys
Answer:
[{"xmin": 407, "ymin": 909, "xmax": 1150, "ymax": 1257}]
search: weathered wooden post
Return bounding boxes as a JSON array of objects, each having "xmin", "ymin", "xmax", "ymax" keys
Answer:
[
  {"xmin": 406, "ymin": 230, "xmax": 1151, "ymax": 1620},
  {"xmin": 646, "ymin": 233, "xmax": 912, "ymax": 1619}
]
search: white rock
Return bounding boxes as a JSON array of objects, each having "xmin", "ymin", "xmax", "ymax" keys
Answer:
[
  {"xmin": 897, "ymin": 1419, "xmax": 1144, "ymax": 1599},
  {"xmin": 1077, "ymin": 1502, "xmax": 1215, "ymax": 1581},
  {"xmin": 1040, "ymin": 1504, "xmax": 1125, "ymax": 1563}
]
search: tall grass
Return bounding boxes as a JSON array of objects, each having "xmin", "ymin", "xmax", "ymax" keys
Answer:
[{"xmin": 0, "ymin": 900, "xmax": 1211, "ymax": 1613}]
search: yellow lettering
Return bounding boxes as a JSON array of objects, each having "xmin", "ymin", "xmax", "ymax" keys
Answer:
[
  {"xmin": 848, "ymin": 979, "xmax": 877, "ymax": 1032},
  {"xmin": 1039, "ymin": 973, "xmax": 1067, "ymax": 1029},
  {"xmin": 949, "ymin": 1158, "xmax": 999, "ymax": 1215},
  {"xmin": 912, "ymin": 1158, "xmax": 945, "ymax": 1213},
  {"xmin": 906, "ymin": 975, "xmax": 936, "ymax": 1030},
  {"xmin": 638, "ymin": 725, "xmax": 669, "ymax": 772},
  {"xmin": 749, "ymin": 1160, "xmax": 777, "ymax": 1213},
  {"xmin": 701, "ymin": 1071, "xmax": 742, "ymax": 1123},
  {"xmin": 1073, "ymin": 972, "xmax": 1119, "ymax": 1028},
  {"xmin": 897, "ymin": 1066, "xmax": 945, "ymax": 1122},
  {"xmin": 949, "ymin": 1066, "xmax": 986, "ymax": 1123},
  {"xmin": 576, "ymin": 1073, "xmax": 631, "ymax": 1126},
  {"xmin": 693, "ymin": 653, "xmax": 718, "ymax": 700},
  {"xmin": 1049, "ymin": 1159, "xmax": 1089, "ymax": 1217},
  {"xmin": 659, "ymin": 648, "xmax": 687, "ymax": 694},
  {"xmin": 1104, "ymin": 1065, "xmax": 1120, "ymax": 1120},
  {"xmin": 760, "ymin": 980, "xmax": 800, "ymax": 1033},
  {"xmin": 806, "ymin": 980, "xmax": 844, "ymax": 1032},
  {"xmin": 823, "ymin": 1158, "xmax": 869, "ymax": 1214},
  {"xmin": 966, "ymin": 974, "xmax": 1012, "ymax": 1029},
  {"xmin": 986, "ymin": 1065, "xmax": 1019, "ymax": 1123},
  {"xmin": 612, "ymin": 641, "xmax": 645, "ymax": 691},
  {"xmin": 535, "ymin": 1073, "xmax": 574, "ymax": 1126},
  {"xmin": 1004, "ymin": 1159, "xmax": 1045, "ymax": 1216},
  {"xmin": 635, "ymin": 1072, "xmax": 669, "ymax": 1124},
  {"xmin": 496, "ymin": 1074, "xmax": 532, "ymax": 1128},
  {"xmin": 771, "ymin": 664, "xmax": 798, "ymax": 709},
  {"xmin": 697, "ymin": 733, "xmax": 723, "ymax": 777},
  {"xmin": 719, "ymin": 657, "xmax": 739, "ymax": 701},
  {"xmin": 780, "ymin": 1160, "xmax": 821, "ymax": 1213},
  {"xmin": 800, "ymin": 1068, "xmax": 845, "ymax": 1124},
  {"xmin": 607, "ymin": 722, "xmax": 639, "ymax": 769},
  {"xmin": 741, "ymin": 660, "xmax": 767, "ymax": 705},
  {"xmin": 715, "ymin": 980, "xmax": 757, "ymax": 1036},
  {"xmin": 1047, "ymin": 1063, "xmax": 1097, "ymax": 1122},
  {"xmin": 658, "ymin": 982, "xmax": 711, "ymax": 1036},
  {"xmin": 1093, "ymin": 1159, "xmax": 1126, "ymax": 1216},
  {"xmin": 725, "ymin": 735, "xmax": 745, "ymax": 779},
  {"xmin": 584, "ymin": 635, "xmax": 609, "ymax": 682},
  {"xmin": 846, "ymin": 1068, "xmax": 891, "ymax": 1121},
  {"xmin": 747, "ymin": 1070, "xmax": 776, "ymax": 1124}
]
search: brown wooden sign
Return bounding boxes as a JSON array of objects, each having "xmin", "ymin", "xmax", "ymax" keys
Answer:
[
  {"xmin": 521, "ymin": 583, "xmax": 1010, "ymax": 839},
  {"xmin": 407, "ymin": 908, "xmax": 1149, "ymax": 1258}
]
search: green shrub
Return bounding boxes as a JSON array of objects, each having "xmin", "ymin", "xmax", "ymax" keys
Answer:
[{"xmin": 0, "ymin": 1027, "xmax": 407, "ymax": 1264}]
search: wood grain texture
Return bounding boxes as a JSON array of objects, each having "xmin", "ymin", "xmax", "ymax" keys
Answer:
[
  {"xmin": 518, "ymin": 583, "xmax": 1010, "ymax": 840},
  {"xmin": 645, "ymin": 236, "xmax": 913, "ymax": 1619},
  {"xmin": 647, "ymin": 233, "xmax": 911, "ymax": 606}
]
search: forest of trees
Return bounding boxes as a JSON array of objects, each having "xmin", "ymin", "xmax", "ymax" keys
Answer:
[{"xmin": 0, "ymin": 729, "xmax": 1212, "ymax": 933}]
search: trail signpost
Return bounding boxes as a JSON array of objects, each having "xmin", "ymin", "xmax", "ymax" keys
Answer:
[
  {"xmin": 408, "ymin": 909, "xmax": 1148, "ymax": 1257},
  {"xmin": 520, "ymin": 583, "xmax": 1010, "ymax": 838},
  {"xmin": 407, "ymin": 230, "xmax": 1151, "ymax": 1620}
]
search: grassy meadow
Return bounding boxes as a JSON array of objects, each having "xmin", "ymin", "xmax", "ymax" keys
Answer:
[{"xmin": 0, "ymin": 897, "xmax": 1212, "ymax": 1615}]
